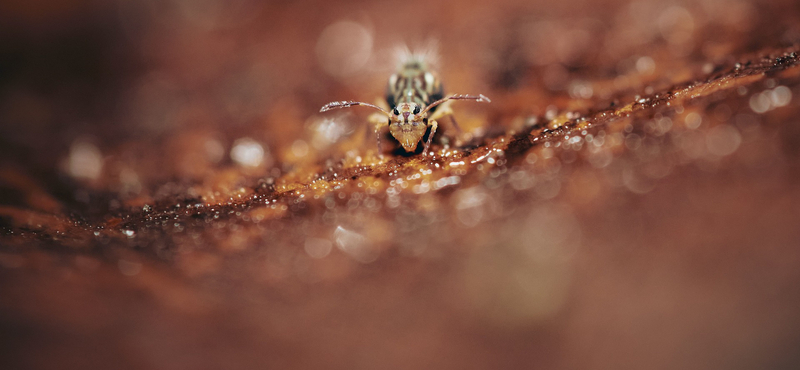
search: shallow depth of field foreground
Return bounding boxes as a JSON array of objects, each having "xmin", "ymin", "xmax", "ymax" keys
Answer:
[{"xmin": 2, "ymin": 0, "xmax": 800, "ymax": 369}]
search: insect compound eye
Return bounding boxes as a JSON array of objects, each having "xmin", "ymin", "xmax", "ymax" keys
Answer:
[
  {"xmin": 393, "ymin": 108, "xmax": 400, "ymax": 115},
  {"xmin": 413, "ymin": 106, "xmax": 420, "ymax": 114}
]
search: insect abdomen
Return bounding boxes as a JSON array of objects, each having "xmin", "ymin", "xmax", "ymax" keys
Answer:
[{"xmin": 386, "ymin": 61, "xmax": 444, "ymax": 111}]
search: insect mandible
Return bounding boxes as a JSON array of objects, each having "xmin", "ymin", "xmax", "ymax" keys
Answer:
[{"xmin": 320, "ymin": 56, "xmax": 490, "ymax": 155}]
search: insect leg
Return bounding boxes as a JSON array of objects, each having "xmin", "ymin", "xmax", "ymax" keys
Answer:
[
  {"xmin": 368, "ymin": 112, "xmax": 388, "ymax": 153},
  {"xmin": 376, "ymin": 127, "xmax": 383, "ymax": 153},
  {"xmin": 423, "ymin": 119, "xmax": 438, "ymax": 156}
]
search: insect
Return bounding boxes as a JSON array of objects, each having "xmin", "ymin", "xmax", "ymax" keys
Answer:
[{"xmin": 320, "ymin": 54, "xmax": 490, "ymax": 155}]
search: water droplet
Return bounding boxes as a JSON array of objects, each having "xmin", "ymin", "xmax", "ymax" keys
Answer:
[
  {"xmin": 636, "ymin": 56, "xmax": 655, "ymax": 75},
  {"xmin": 749, "ymin": 92, "xmax": 771, "ymax": 113},
  {"xmin": 770, "ymin": 86, "xmax": 792, "ymax": 107},
  {"xmin": 66, "ymin": 140, "xmax": 103, "ymax": 180},
  {"xmin": 204, "ymin": 139, "xmax": 225, "ymax": 163},
  {"xmin": 230, "ymin": 137, "xmax": 266, "ymax": 167},
  {"xmin": 311, "ymin": 117, "xmax": 353, "ymax": 149},
  {"xmin": 706, "ymin": 125, "xmax": 742, "ymax": 157},
  {"xmin": 685, "ymin": 112, "xmax": 702, "ymax": 129}
]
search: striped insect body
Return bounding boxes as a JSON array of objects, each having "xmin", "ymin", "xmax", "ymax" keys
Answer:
[{"xmin": 320, "ymin": 53, "xmax": 489, "ymax": 155}]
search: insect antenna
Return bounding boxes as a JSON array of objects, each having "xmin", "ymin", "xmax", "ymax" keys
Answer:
[
  {"xmin": 320, "ymin": 101, "xmax": 390, "ymax": 116},
  {"xmin": 420, "ymin": 94, "xmax": 491, "ymax": 115}
]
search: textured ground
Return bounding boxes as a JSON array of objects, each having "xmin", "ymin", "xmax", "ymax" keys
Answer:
[{"xmin": 2, "ymin": 0, "xmax": 800, "ymax": 369}]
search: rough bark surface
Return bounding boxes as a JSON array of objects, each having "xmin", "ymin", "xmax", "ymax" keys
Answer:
[{"xmin": 2, "ymin": 0, "xmax": 800, "ymax": 369}]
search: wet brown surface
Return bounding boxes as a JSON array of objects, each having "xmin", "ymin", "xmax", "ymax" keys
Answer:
[{"xmin": 2, "ymin": 0, "xmax": 800, "ymax": 369}]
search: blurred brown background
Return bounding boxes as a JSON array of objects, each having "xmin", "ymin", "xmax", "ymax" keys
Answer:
[{"xmin": 2, "ymin": 0, "xmax": 800, "ymax": 369}]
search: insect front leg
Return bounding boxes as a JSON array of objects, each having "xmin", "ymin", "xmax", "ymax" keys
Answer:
[
  {"xmin": 428, "ymin": 101, "xmax": 462, "ymax": 148},
  {"xmin": 423, "ymin": 119, "xmax": 438, "ymax": 156},
  {"xmin": 368, "ymin": 112, "xmax": 389, "ymax": 153}
]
